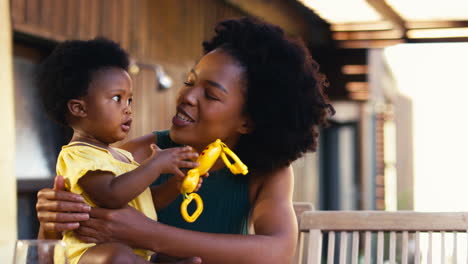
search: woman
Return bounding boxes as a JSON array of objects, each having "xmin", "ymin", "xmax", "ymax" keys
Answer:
[{"xmin": 36, "ymin": 17, "xmax": 334, "ymax": 264}]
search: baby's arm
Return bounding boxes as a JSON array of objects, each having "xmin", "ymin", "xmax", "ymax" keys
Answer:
[{"xmin": 78, "ymin": 145, "xmax": 198, "ymax": 209}]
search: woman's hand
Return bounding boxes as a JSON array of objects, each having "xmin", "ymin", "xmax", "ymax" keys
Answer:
[
  {"xmin": 36, "ymin": 175, "xmax": 91, "ymax": 237},
  {"xmin": 77, "ymin": 206, "xmax": 203, "ymax": 263},
  {"xmin": 74, "ymin": 205, "xmax": 151, "ymax": 247}
]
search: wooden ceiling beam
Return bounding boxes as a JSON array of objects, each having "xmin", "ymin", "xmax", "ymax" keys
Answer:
[
  {"xmin": 407, "ymin": 20, "xmax": 468, "ymax": 29},
  {"xmin": 365, "ymin": 0, "xmax": 406, "ymax": 36},
  {"xmin": 408, "ymin": 37, "xmax": 468, "ymax": 43},
  {"xmin": 223, "ymin": 0, "xmax": 329, "ymax": 45},
  {"xmin": 336, "ymin": 39, "xmax": 405, "ymax": 49},
  {"xmin": 333, "ymin": 29, "xmax": 402, "ymax": 40},
  {"xmin": 332, "ymin": 20, "xmax": 468, "ymax": 32},
  {"xmin": 331, "ymin": 22, "xmax": 393, "ymax": 32}
]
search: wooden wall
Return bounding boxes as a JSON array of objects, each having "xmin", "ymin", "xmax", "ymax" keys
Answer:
[
  {"xmin": 11, "ymin": 0, "xmax": 244, "ymax": 138},
  {"xmin": 1, "ymin": 0, "xmax": 17, "ymax": 260}
]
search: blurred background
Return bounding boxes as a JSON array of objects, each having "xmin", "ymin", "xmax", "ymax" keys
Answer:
[{"xmin": 1, "ymin": 0, "xmax": 468, "ymax": 261}]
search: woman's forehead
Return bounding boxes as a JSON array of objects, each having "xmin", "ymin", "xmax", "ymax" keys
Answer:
[{"xmin": 193, "ymin": 50, "xmax": 245, "ymax": 85}]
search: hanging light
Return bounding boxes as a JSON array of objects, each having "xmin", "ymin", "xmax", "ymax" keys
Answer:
[
  {"xmin": 128, "ymin": 59, "xmax": 173, "ymax": 90},
  {"xmin": 155, "ymin": 65, "xmax": 173, "ymax": 90}
]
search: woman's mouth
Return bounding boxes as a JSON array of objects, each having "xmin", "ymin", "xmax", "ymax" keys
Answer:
[{"xmin": 172, "ymin": 109, "xmax": 195, "ymax": 126}]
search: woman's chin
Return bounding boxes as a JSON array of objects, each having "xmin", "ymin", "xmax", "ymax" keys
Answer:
[{"xmin": 169, "ymin": 128, "xmax": 187, "ymax": 144}]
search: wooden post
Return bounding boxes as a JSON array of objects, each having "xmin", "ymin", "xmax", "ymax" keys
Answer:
[{"xmin": 0, "ymin": 0, "xmax": 18, "ymax": 262}]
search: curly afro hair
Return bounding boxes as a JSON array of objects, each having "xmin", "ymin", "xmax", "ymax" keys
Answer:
[
  {"xmin": 37, "ymin": 37, "xmax": 129, "ymax": 126},
  {"xmin": 203, "ymin": 17, "xmax": 335, "ymax": 173}
]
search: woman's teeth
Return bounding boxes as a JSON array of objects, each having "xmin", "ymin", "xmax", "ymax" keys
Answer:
[{"xmin": 177, "ymin": 112, "xmax": 193, "ymax": 122}]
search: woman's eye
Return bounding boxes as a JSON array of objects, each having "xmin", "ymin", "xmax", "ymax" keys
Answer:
[
  {"xmin": 112, "ymin": 95, "xmax": 121, "ymax": 102},
  {"xmin": 204, "ymin": 91, "xmax": 219, "ymax": 100},
  {"xmin": 184, "ymin": 81, "xmax": 194, "ymax": 87}
]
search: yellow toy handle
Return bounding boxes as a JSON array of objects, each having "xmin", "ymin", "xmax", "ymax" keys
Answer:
[
  {"xmin": 179, "ymin": 139, "xmax": 248, "ymax": 223},
  {"xmin": 180, "ymin": 193, "xmax": 203, "ymax": 223},
  {"xmin": 181, "ymin": 169, "xmax": 200, "ymax": 194},
  {"xmin": 220, "ymin": 144, "xmax": 249, "ymax": 175}
]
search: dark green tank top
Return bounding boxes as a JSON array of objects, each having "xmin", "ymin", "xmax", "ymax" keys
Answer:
[{"xmin": 152, "ymin": 130, "xmax": 250, "ymax": 234}]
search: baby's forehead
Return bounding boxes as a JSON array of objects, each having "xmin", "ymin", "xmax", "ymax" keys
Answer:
[
  {"xmin": 88, "ymin": 67, "xmax": 132, "ymax": 91},
  {"xmin": 90, "ymin": 67, "xmax": 130, "ymax": 83}
]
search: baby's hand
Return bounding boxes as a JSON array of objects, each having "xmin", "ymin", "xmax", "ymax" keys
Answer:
[
  {"xmin": 149, "ymin": 144, "xmax": 199, "ymax": 177},
  {"xmin": 175, "ymin": 171, "xmax": 208, "ymax": 193}
]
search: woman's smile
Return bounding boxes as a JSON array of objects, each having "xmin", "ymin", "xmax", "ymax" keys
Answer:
[{"xmin": 172, "ymin": 107, "xmax": 195, "ymax": 127}]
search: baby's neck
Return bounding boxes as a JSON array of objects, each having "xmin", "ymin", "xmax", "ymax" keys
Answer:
[{"xmin": 70, "ymin": 134, "xmax": 110, "ymax": 150}]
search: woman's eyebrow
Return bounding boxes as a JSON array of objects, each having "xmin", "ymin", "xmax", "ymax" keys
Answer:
[
  {"xmin": 190, "ymin": 69, "xmax": 227, "ymax": 93},
  {"xmin": 206, "ymin": 80, "xmax": 227, "ymax": 94}
]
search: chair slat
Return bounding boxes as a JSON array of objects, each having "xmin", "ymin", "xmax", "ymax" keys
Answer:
[
  {"xmin": 327, "ymin": 231, "xmax": 335, "ymax": 264},
  {"xmin": 402, "ymin": 231, "xmax": 409, "ymax": 264},
  {"xmin": 389, "ymin": 231, "xmax": 396, "ymax": 263},
  {"xmin": 351, "ymin": 231, "xmax": 359, "ymax": 264},
  {"xmin": 415, "ymin": 231, "xmax": 420, "ymax": 264},
  {"xmin": 428, "ymin": 231, "xmax": 433, "ymax": 264},
  {"xmin": 441, "ymin": 231, "xmax": 446, "ymax": 264},
  {"xmin": 377, "ymin": 231, "xmax": 384, "ymax": 264},
  {"xmin": 339, "ymin": 232, "xmax": 347, "ymax": 264},
  {"xmin": 296, "ymin": 232, "xmax": 305, "ymax": 264},
  {"xmin": 466, "ymin": 230, "xmax": 468, "ymax": 264},
  {"xmin": 307, "ymin": 229, "xmax": 322, "ymax": 264},
  {"xmin": 453, "ymin": 232, "xmax": 457, "ymax": 264},
  {"xmin": 364, "ymin": 231, "xmax": 371, "ymax": 264}
]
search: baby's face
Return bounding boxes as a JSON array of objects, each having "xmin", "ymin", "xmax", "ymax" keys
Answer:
[{"xmin": 81, "ymin": 67, "xmax": 133, "ymax": 144}]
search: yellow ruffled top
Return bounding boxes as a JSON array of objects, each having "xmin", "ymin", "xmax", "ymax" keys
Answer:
[{"xmin": 57, "ymin": 142, "xmax": 156, "ymax": 263}]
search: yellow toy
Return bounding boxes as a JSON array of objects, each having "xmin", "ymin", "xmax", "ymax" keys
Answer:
[{"xmin": 180, "ymin": 139, "xmax": 248, "ymax": 222}]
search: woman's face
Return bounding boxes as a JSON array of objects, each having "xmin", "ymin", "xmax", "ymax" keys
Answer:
[{"xmin": 170, "ymin": 49, "xmax": 249, "ymax": 151}]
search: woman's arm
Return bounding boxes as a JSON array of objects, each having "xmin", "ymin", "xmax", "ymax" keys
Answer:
[
  {"xmin": 150, "ymin": 177, "xmax": 181, "ymax": 211},
  {"xmin": 151, "ymin": 173, "xmax": 204, "ymax": 211},
  {"xmin": 75, "ymin": 166, "xmax": 297, "ymax": 264},
  {"xmin": 119, "ymin": 133, "xmax": 157, "ymax": 163},
  {"xmin": 119, "ymin": 132, "xmax": 202, "ymax": 211},
  {"xmin": 119, "ymin": 133, "xmax": 183, "ymax": 210}
]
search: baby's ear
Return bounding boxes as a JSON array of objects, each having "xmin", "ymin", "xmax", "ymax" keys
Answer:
[{"xmin": 67, "ymin": 99, "xmax": 87, "ymax": 118}]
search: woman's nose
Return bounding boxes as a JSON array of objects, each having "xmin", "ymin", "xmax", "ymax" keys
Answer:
[{"xmin": 178, "ymin": 86, "xmax": 198, "ymax": 106}]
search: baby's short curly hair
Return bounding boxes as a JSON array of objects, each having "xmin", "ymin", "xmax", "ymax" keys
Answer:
[
  {"xmin": 203, "ymin": 17, "xmax": 335, "ymax": 173},
  {"xmin": 37, "ymin": 37, "xmax": 129, "ymax": 126}
]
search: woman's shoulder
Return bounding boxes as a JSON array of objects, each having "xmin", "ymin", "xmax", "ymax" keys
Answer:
[{"xmin": 249, "ymin": 165, "xmax": 293, "ymax": 203}]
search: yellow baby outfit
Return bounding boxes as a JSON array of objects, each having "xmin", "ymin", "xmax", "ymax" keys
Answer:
[{"xmin": 56, "ymin": 142, "xmax": 157, "ymax": 264}]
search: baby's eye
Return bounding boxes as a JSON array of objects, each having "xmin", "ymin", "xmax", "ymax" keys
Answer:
[
  {"xmin": 127, "ymin": 98, "xmax": 133, "ymax": 106},
  {"xmin": 112, "ymin": 95, "xmax": 121, "ymax": 102}
]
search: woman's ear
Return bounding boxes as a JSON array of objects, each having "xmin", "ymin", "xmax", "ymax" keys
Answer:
[
  {"xmin": 67, "ymin": 99, "xmax": 87, "ymax": 118},
  {"xmin": 238, "ymin": 117, "xmax": 254, "ymax": 135}
]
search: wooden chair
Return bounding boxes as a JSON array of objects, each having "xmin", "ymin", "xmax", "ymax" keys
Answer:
[
  {"xmin": 294, "ymin": 202, "xmax": 315, "ymax": 224},
  {"xmin": 299, "ymin": 211, "xmax": 468, "ymax": 264},
  {"xmin": 293, "ymin": 202, "xmax": 315, "ymax": 264}
]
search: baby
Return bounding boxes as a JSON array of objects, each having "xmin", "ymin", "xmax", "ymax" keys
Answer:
[{"xmin": 37, "ymin": 37, "xmax": 198, "ymax": 264}]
